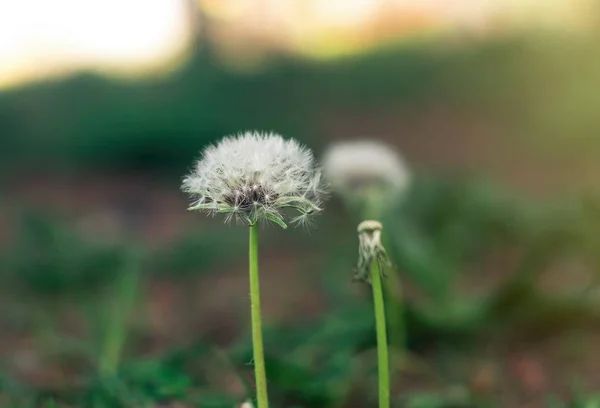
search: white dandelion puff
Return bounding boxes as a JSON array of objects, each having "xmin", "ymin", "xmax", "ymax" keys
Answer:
[
  {"xmin": 323, "ymin": 140, "xmax": 410, "ymax": 203},
  {"xmin": 182, "ymin": 131, "xmax": 326, "ymax": 228}
]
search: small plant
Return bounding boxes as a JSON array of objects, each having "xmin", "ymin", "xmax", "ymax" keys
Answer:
[
  {"xmin": 324, "ymin": 140, "xmax": 411, "ymax": 351},
  {"xmin": 182, "ymin": 131, "xmax": 326, "ymax": 408},
  {"xmin": 355, "ymin": 220, "xmax": 392, "ymax": 408},
  {"xmin": 98, "ymin": 248, "xmax": 143, "ymax": 376}
]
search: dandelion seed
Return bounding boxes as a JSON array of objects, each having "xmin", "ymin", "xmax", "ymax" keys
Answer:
[
  {"xmin": 323, "ymin": 140, "xmax": 410, "ymax": 205},
  {"xmin": 182, "ymin": 131, "xmax": 326, "ymax": 228}
]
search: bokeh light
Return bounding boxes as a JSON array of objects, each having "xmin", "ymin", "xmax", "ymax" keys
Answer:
[{"xmin": 0, "ymin": 0, "xmax": 191, "ymax": 88}]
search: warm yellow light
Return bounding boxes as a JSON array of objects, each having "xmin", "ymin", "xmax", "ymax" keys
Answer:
[
  {"xmin": 312, "ymin": 0, "xmax": 379, "ymax": 26},
  {"xmin": 1, "ymin": 0, "xmax": 594, "ymax": 88},
  {"xmin": 0, "ymin": 0, "xmax": 191, "ymax": 89},
  {"xmin": 200, "ymin": 0, "xmax": 254, "ymax": 20}
]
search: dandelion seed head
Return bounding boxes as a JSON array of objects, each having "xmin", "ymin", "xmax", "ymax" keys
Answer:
[
  {"xmin": 182, "ymin": 131, "xmax": 326, "ymax": 228},
  {"xmin": 323, "ymin": 140, "xmax": 410, "ymax": 202}
]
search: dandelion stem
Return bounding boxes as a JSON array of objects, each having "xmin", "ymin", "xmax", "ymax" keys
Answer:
[
  {"xmin": 384, "ymin": 270, "xmax": 405, "ymax": 350},
  {"xmin": 249, "ymin": 224, "xmax": 269, "ymax": 408},
  {"xmin": 371, "ymin": 259, "xmax": 390, "ymax": 408}
]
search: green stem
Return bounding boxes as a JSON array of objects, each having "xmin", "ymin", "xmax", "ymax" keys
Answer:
[
  {"xmin": 249, "ymin": 224, "xmax": 269, "ymax": 408},
  {"xmin": 371, "ymin": 260, "xmax": 390, "ymax": 408},
  {"xmin": 384, "ymin": 270, "xmax": 405, "ymax": 350},
  {"xmin": 99, "ymin": 256, "xmax": 139, "ymax": 376},
  {"xmin": 363, "ymin": 200, "xmax": 404, "ymax": 352}
]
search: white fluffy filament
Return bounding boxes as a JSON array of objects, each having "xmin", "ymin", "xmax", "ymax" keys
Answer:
[{"xmin": 182, "ymin": 131, "xmax": 326, "ymax": 228}]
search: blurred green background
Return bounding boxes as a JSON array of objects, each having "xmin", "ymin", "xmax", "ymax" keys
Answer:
[{"xmin": 2, "ymin": 1, "xmax": 600, "ymax": 407}]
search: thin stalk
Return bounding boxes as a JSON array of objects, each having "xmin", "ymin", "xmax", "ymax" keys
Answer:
[
  {"xmin": 371, "ymin": 260, "xmax": 390, "ymax": 408},
  {"xmin": 99, "ymin": 256, "xmax": 139, "ymax": 376},
  {"xmin": 384, "ymin": 269, "xmax": 405, "ymax": 350},
  {"xmin": 363, "ymin": 199, "xmax": 404, "ymax": 351},
  {"xmin": 249, "ymin": 224, "xmax": 269, "ymax": 408}
]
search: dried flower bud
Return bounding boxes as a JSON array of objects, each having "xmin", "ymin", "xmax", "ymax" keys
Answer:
[{"xmin": 354, "ymin": 220, "xmax": 391, "ymax": 284}]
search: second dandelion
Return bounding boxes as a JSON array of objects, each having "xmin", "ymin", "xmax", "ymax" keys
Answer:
[
  {"xmin": 323, "ymin": 140, "xmax": 410, "ymax": 217},
  {"xmin": 182, "ymin": 131, "xmax": 326, "ymax": 408},
  {"xmin": 356, "ymin": 220, "xmax": 391, "ymax": 408},
  {"xmin": 324, "ymin": 139, "xmax": 411, "ymax": 352}
]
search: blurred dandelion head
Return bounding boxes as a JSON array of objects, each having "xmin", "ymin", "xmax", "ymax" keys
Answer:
[
  {"xmin": 182, "ymin": 131, "xmax": 326, "ymax": 228},
  {"xmin": 323, "ymin": 140, "xmax": 410, "ymax": 209}
]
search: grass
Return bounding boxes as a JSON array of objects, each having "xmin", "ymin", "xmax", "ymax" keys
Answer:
[{"xmin": 1, "ymin": 173, "xmax": 600, "ymax": 407}]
